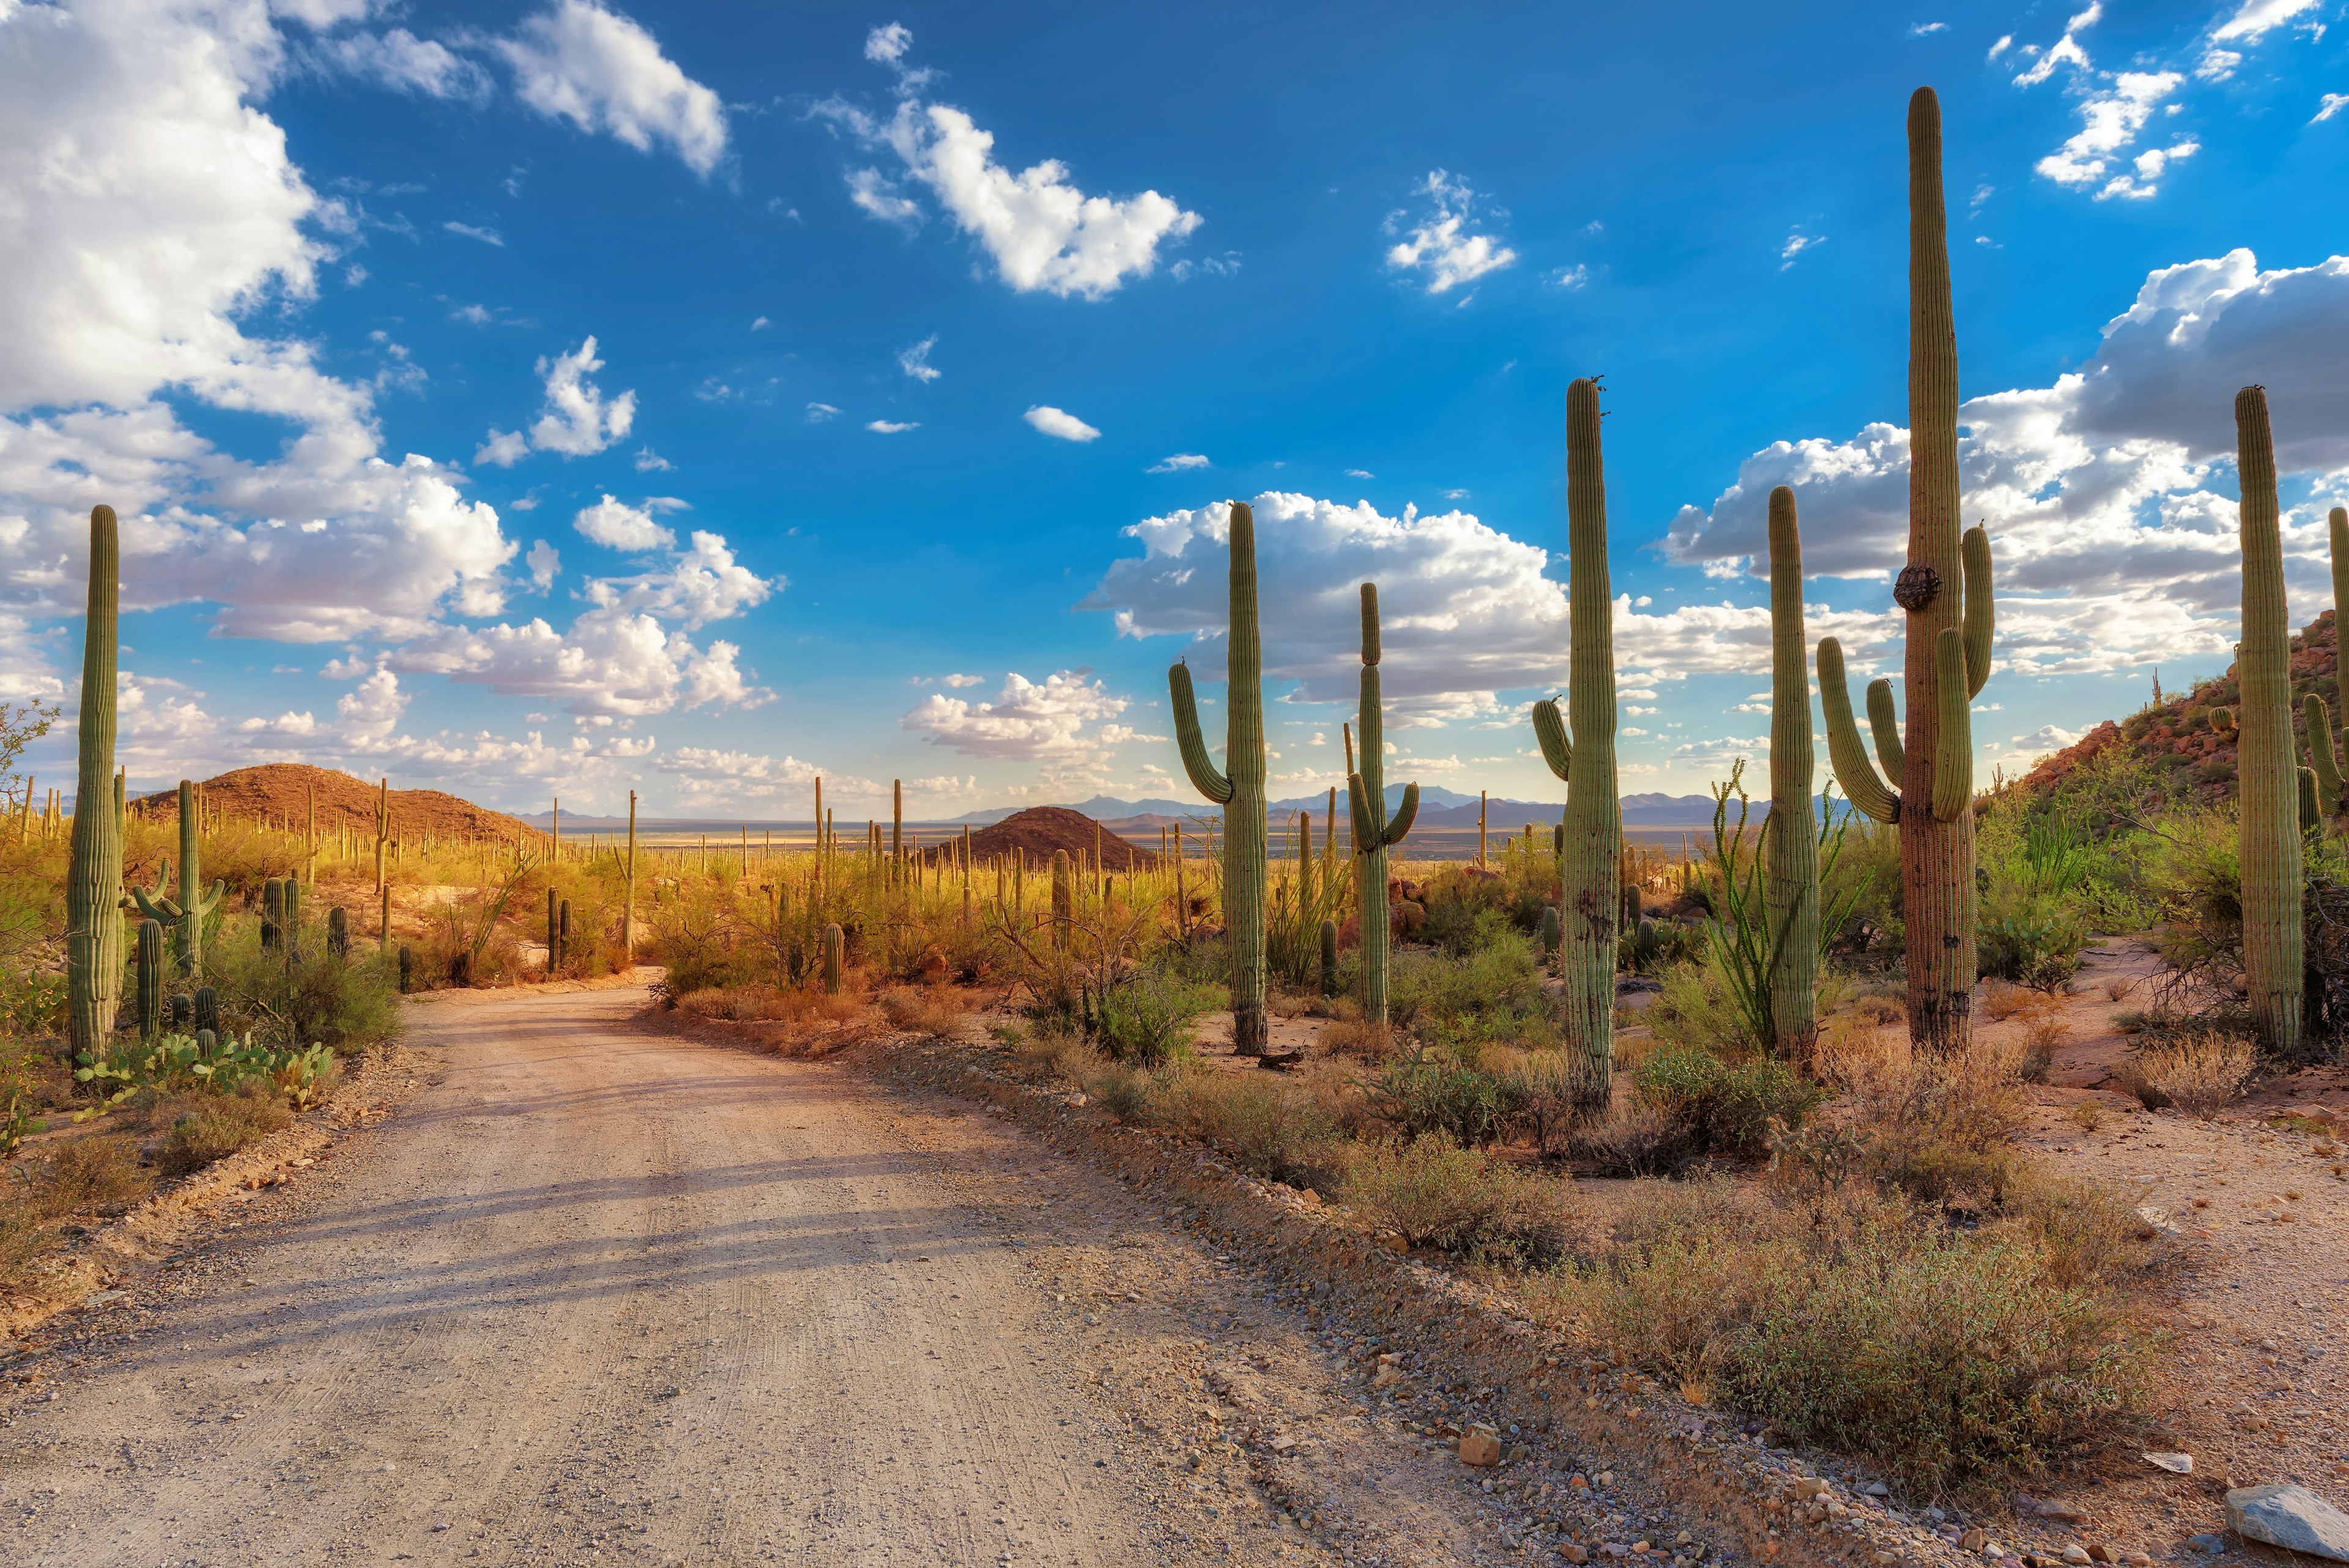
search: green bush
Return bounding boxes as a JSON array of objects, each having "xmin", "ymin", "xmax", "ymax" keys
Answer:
[
  {"xmin": 1094, "ymin": 975, "xmax": 1219, "ymax": 1065},
  {"xmin": 1385, "ymin": 935, "xmax": 1545, "ymax": 1036},
  {"xmin": 1343, "ymin": 1133, "xmax": 1572, "ymax": 1265},
  {"xmin": 1371, "ymin": 1043, "xmax": 1521, "ymax": 1146},
  {"xmin": 207, "ymin": 921, "xmax": 401, "ymax": 1052},
  {"xmin": 1160, "ymin": 1068, "xmax": 1346, "ymax": 1191},
  {"xmin": 1635, "ymin": 1049, "xmax": 1824, "ymax": 1158},
  {"xmin": 158, "ymin": 1087, "xmax": 293, "ymax": 1178}
]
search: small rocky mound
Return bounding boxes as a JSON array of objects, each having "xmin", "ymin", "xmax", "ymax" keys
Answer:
[
  {"xmin": 132, "ymin": 763, "xmax": 539, "ymax": 842},
  {"xmin": 922, "ymin": 806, "xmax": 1160, "ymax": 870}
]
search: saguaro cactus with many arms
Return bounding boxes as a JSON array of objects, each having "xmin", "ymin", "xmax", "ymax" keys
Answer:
[
  {"xmin": 1170, "ymin": 501, "xmax": 1270, "ymax": 1055},
  {"xmin": 1531, "ymin": 378, "xmax": 1622, "ymax": 1100},
  {"xmin": 1765, "ymin": 488, "xmax": 1821, "ymax": 1062},
  {"xmin": 132, "ymin": 779, "xmax": 226, "ymax": 976},
  {"xmin": 1345, "ymin": 583, "xmax": 1420, "ymax": 1025},
  {"xmin": 1816, "ymin": 87, "xmax": 1995, "ymax": 1053},
  {"xmin": 67, "ymin": 505, "xmax": 124, "ymax": 1053},
  {"xmin": 2236, "ymin": 385, "xmax": 2303, "ymax": 1054}
]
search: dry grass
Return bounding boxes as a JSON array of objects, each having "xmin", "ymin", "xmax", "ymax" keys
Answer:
[
  {"xmin": 676, "ymin": 983, "xmax": 872, "ymax": 1032},
  {"xmin": 1343, "ymin": 1134, "xmax": 1573, "ymax": 1263},
  {"xmin": 1151, "ymin": 1066, "xmax": 1348, "ymax": 1191},
  {"xmin": 2113, "ymin": 1032, "xmax": 2256, "ymax": 1116},
  {"xmin": 2068, "ymin": 1099, "xmax": 2105, "ymax": 1133},
  {"xmin": 157, "ymin": 1087, "xmax": 294, "ymax": 1178},
  {"xmin": 2018, "ymin": 1018, "xmax": 2069, "ymax": 1083},
  {"xmin": 878, "ymin": 986, "xmax": 973, "ymax": 1041},
  {"xmin": 1318, "ymin": 1017, "xmax": 1394, "ymax": 1061}
]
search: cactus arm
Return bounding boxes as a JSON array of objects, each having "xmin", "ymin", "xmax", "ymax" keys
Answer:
[
  {"xmin": 130, "ymin": 885, "xmax": 182, "ymax": 924},
  {"xmin": 2301, "ymin": 766, "xmax": 2324, "ymax": 833},
  {"xmin": 1384, "ymin": 782, "xmax": 1419, "ymax": 846},
  {"xmin": 1931, "ymin": 628, "xmax": 1973, "ymax": 823},
  {"xmin": 1865, "ymin": 678, "xmax": 1906, "ymax": 781},
  {"xmin": 1961, "ymin": 525, "xmax": 1994, "ymax": 699},
  {"xmin": 1346, "ymin": 771, "xmax": 1377, "ymax": 849},
  {"xmin": 1817, "ymin": 639, "xmax": 1900, "ymax": 823},
  {"xmin": 192, "ymin": 879, "xmax": 226, "ymax": 917},
  {"xmin": 2306, "ymin": 694, "xmax": 2344, "ymax": 802},
  {"xmin": 1531, "ymin": 698, "xmax": 1572, "ymax": 782},
  {"xmin": 1168, "ymin": 663, "xmax": 1234, "ymax": 804}
]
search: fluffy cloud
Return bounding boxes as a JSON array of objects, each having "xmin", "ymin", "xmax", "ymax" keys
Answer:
[
  {"xmin": 389, "ymin": 605, "xmax": 760, "ymax": 716},
  {"xmin": 897, "ymin": 335, "xmax": 941, "ymax": 382},
  {"xmin": 1666, "ymin": 247, "xmax": 2349, "ymax": 674},
  {"xmin": 2201, "ymin": 0, "xmax": 2323, "ymax": 77},
  {"xmin": 497, "ymin": 0, "xmax": 727, "ymax": 174},
  {"xmin": 1024, "ymin": 406, "xmax": 1100, "ymax": 442},
  {"xmin": 2034, "ymin": 71, "xmax": 2195, "ymax": 200},
  {"xmin": 1083, "ymin": 492, "xmax": 1891, "ymax": 721},
  {"xmin": 1149, "ymin": 453, "xmax": 1209, "ymax": 473},
  {"xmin": 1384, "ymin": 171, "xmax": 1517, "ymax": 295},
  {"xmin": 666, "ymin": 746, "xmax": 880, "ymax": 807},
  {"xmin": 817, "ymin": 29, "xmax": 1201, "ymax": 299},
  {"xmin": 313, "ymin": 28, "xmax": 489, "ymax": 100},
  {"xmin": 902, "ymin": 669, "xmax": 1128, "ymax": 762},
  {"xmin": 582, "ymin": 530, "xmax": 773, "ymax": 630},
  {"xmin": 572, "ymin": 494, "xmax": 677, "ymax": 552}
]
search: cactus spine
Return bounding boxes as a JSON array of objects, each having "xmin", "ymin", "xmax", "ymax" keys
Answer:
[
  {"xmin": 136, "ymin": 918, "xmax": 165, "ymax": 1042},
  {"xmin": 1168, "ymin": 500, "xmax": 1269, "ymax": 1055},
  {"xmin": 2236, "ymin": 384, "xmax": 2303, "ymax": 1054},
  {"xmin": 132, "ymin": 779, "xmax": 226, "ymax": 976},
  {"xmin": 1530, "ymin": 377, "xmax": 1622, "ymax": 1099},
  {"xmin": 67, "ymin": 506, "xmax": 124, "ymax": 1053},
  {"xmin": 1816, "ymin": 88, "xmax": 1995, "ymax": 1052},
  {"xmin": 1765, "ymin": 487, "xmax": 1820, "ymax": 1063},
  {"xmin": 1345, "ymin": 582, "xmax": 1420, "ymax": 1025}
]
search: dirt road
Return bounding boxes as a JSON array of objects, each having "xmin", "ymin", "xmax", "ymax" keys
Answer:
[{"xmin": 1, "ymin": 987, "xmax": 1497, "ymax": 1567}]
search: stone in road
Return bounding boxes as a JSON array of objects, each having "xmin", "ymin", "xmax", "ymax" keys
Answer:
[{"xmin": 2, "ymin": 985, "xmax": 1408, "ymax": 1566}]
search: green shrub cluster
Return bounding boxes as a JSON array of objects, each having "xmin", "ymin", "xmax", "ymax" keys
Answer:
[{"xmin": 1633, "ymin": 1049, "xmax": 1824, "ymax": 1158}]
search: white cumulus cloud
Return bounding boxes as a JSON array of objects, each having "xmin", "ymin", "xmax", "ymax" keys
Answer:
[
  {"xmin": 1385, "ymin": 171, "xmax": 1517, "ymax": 295},
  {"xmin": 1024, "ymin": 406, "xmax": 1100, "ymax": 442},
  {"xmin": 902, "ymin": 669, "xmax": 1129, "ymax": 765},
  {"xmin": 498, "ymin": 0, "xmax": 727, "ymax": 174},
  {"xmin": 480, "ymin": 336, "xmax": 638, "ymax": 464},
  {"xmin": 571, "ymin": 494, "xmax": 676, "ymax": 552}
]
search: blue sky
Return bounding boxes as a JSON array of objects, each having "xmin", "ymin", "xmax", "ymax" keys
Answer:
[{"xmin": 3, "ymin": 0, "xmax": 2347, "ymax": 818}]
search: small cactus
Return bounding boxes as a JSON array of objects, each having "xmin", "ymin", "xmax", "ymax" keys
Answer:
[
  {"xmin": 1319, "ymin": 918, "xmax": 1338, "ymax": 999},
  {"xmin": 193, "ymin": 986, "xmax": 220, "ymax": 1035},
  {"xmin": 1539, "ymin": 905, "xmax": 1562, "ymax": 973},
  {"xmin": 822, "ymin": 923, "xmax": 845, "ymax": 994},
  {"xmin": 261, "ymin": 878, "xmax": 283, "ymax": 951},
  {"xmin": 1051, "ymin": 849, "xmax": 1073, "ymax": 951},
  {"xmin": 398, "ymin": 946, "xmax": 413, "ymax": 994},
  {"xmin": 327, "ymin": 905, "xmax": 349, "ymax": 957},
  {"xmin": 169, "ymin": 993, "xmax": 191, "ymax": 1031}
]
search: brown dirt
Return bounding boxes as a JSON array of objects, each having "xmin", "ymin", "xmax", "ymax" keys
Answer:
[
  {"xmin": 129, "ymin": 762, "xmax": 541, "ymax": 844},
  {"xmin": 923, "ymin": 806, "xmax": 1162, "ymax": 871}
]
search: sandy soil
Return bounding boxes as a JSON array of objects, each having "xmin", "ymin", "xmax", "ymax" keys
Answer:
[{"xmin": 0, "ymin": 984, "xmax": 1503, "ymax": 1567}]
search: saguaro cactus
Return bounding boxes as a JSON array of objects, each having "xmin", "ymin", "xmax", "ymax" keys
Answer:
[
  {"xmin": 67, "ymin": 505, "xmax": 124, "ymax": 1053},
  {"xmin": 327, "ymin": 905, "xmax": 349, "ymax": 957},
  {"xmin": 1319, "ymin": 919, "xmax": 1338, "ymax": 998},
  {"xmin": 1345, "ymin": 583, "xmax": 1420, "ymax": 1025},
  {"xmin": 2236, "ymin": 384, "xmax": 2303, "ymax": 1054},
  {"xmin": 1531, "ymin": 377, "xmax": 1622, "ymax": 1099},
  {"xmin": 1170, "ymin": 500, "xmax": 1269, "ymax": 1055},
  {"xmin": 2301, "ymin": 508, "xmax": 2349, "ymax": 811},
  {"xmin": 1765, "ymin": 488, "xmax": 1820, "ymax": 1062},
  {"xmin": 136, "ymin": 918, "xmax": 165, "ymax": 1042},
  {"xmin": 822, "ymin": 923, "xmax": 845, "ymax": 995},
  {"xmin": 1050, "ymin": 849, "xmax": 1074, "ymax": 950},
  {"xmin": 133, "ymin": 780, "xmax": 226, "ymax": 977},
  {"xmin": 1816, "ymin": 87, "xmax": 1995, "ymax": 1053}
]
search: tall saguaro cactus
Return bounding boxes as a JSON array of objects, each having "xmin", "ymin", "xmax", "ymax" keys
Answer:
[
  {"xmin": 2303, "ymin": 507, "xmax": 2349, "ymax": 812},
  {"xmin": 1764, "ymin": 488, "xmax": 1821, "ymax": 1062},
  {"xmin": 1346, "ymin": 583, "xmax": 1420, "ymax": 1025},
  {"xmin": 1816, "ymin": 87, "xmax": 1995, "ymax": 1053},
  {"xmin": 1170, "ymin": 500, "xmax": 1269, "ymax": 1055},
  {"xmin": 2236, "ymin": 384, "xmax": 2303, "ymax": 1055},
  {"xmin": 132, "ymin": 779, "xmax": 225, "ymax": 976},
  {"xmin": 1530, "ymin": 379, "xmax": 1621, "ymax": 1099},
  {"xmin": 67, "ymin": 505, "xmax": 124, "ymax": 1053}
]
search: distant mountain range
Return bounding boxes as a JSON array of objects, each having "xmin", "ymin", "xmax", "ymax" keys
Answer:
[{"xmin": 515, "ymin": 786, "xmax": 1779, "ymax": 833}]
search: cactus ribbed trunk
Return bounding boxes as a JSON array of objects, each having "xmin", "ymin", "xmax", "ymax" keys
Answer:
[
  {"xmin": 1559, "ymin": 379, "xmax": 1620, "ymax": 1093},
  {"xmin": 135, "ymin": 918, "xmax": 163, "ymax": 1042},
  {"xmin": 1168, "ymin": 502, "xmax": 1268, "ymax": 1053},
  {"xmin": 2236, "ymin": 384, "xmax": 2303, "ymax": 1055},
  {"xmin": 67, "ymin": 505, "xmax": 123, "ymax": 1054},
  {"xmin": 622, "ymin": 789, "xmax": 637, "ymax": 969},
  {"xmin": 1900, "ymin": 87, "xmax": 1976, "ymax": 1053},
  {"xmin": 1050, "ymin": 849, "xmax": 1073, "ymax": 951},
  {"xmin": 1345, "ymin": 584, "xmax": 1418, "ymax": 1025},
  {"xmin": 1765, "ymin": 488, "xmax": 1820, "ymax": 1063}
]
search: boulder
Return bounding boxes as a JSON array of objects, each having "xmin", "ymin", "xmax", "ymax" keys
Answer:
[
  {"xmin": 1390, "ymin": 899, "xmax": 1427, "ymax": 939},
  {"xmin": 2227, "ymin": 1485, "xmax": 2349, "ymax": 1562},
  {"xmin": 1458, "ymin": 1426, "xmax": 1502, "ymax": 1466}
]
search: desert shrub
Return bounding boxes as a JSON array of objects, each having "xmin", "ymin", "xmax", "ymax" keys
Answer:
[
  {"xmin": 2017, "ymin": 1018, "xmax": 2067, "ymax": 1082},
  {"xmin": 1979, "ymin": 892, "xmax": 2088, "ymax": 992},
  {"xmin": 1642, "ymin": 952, "xmax": 1758, "ymax": 1059},
  {"xmin": 1567, "ymin": 1107, "xmax": 1703, "ymax": 1177},
  {"xmin": 1494, "ymin": 1049, "xmax": 1596, "ymax": 1153},
  {"xmin": 1385, "ymin": 935, "xmax": 1545, "ymax": 1035},
  {"xmin": 1094, "ymin": 973, "xmax": 1218, "ymax": 1065},
  {"xmin": 1082, "ymin": 1058, "xmax": 1156, "ymax": 1123},
  {"xmin": 209, "ymin": 922, "xmax": 401, "ymax": 1052},
  {"xmin": 2113, "ymin": 1032, "xmax": 2255, "ymax": 1115},
  {"xmin": 649, "ymin": 883, "xmax": 755, "ymax": 995},
  {"xmin": 1537, "ymin": 1178, "xmax": 2159, "ymax": 1490},
  {"xmin": 1318, "ymin": 1014, "xmax": 1395, "ymax": 1061},
  {"xmin": 1634, "ymin": 1049, "xmax": 1824, "ymax": 1158},
  {"xmin": 158, "ymin": 1087, "xmax": 293, "ymax": 1178},
  {"xmin": 878, "ymin": 986, "xmax": 968, "ymax": 1041},
  {"xmin": 1344, "ymin": 1134, "xmax": 1573, "ymax": 1265},
  {"xmin": 1998, "ymin": 1168, "xmax": 2161, "ymax": 1291},
  {"xmin": 1160, "ymin": 1069, "xmax": 1345, "ymax": 1191},
  {"xmin": 35, "ymin": 1134, "xmax": 146, "ymax": 1216},
  {"xmin": 1011, "ymin": 1027, "xmax": 1097, "ymax": 1085},
  {"xmin": 1822, "ymin": 816, "xmax": 1902, "ymax": 956},
  {"xmin": 1370, "ymin": 1043, "xmax": 1520, "ymax": 1146},
  {"xmin": 1837, "ymin": 1041, "xmax": 2030, "ymax": 1208}
]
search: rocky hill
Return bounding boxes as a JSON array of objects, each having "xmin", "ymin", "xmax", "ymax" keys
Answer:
[
  {"xmin": 132, "ymin": 764, "xmax": 540, "ymax": 842},
  {"xmin": 919, "ymin": 806, "xmax": 1160, "ymax": 870},
  {"xmin": 2021, "ymin": 608, "xmax": 2342, "ymax": 801}
]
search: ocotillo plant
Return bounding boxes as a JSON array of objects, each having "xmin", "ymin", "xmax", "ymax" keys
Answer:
[
  {"xmin": 1765, "ymin": 487, "xmax": 1820, "ymax": 1063},
  {"xmin": 1170, "ymin": 500, "xmax": 1269, "ymax": 1055},
  {"xmin": 67, "ymin": 505, "xmax": 124, "ymax": 1053},
  {"xmin": 1816, "ymin": 87, "xmax": 1996, "ymax": 1053},
  {"xmin": 1345, "ymin": 582, "xmax": 1420, "ymax": 1025},
  {"xmin": 1531, "ymin": 378, "xmax": 1622, "ymax": 1100},
  {"xmin": 2236, "ymin": 384, "xmax": 2303, "ymax": 1054},
  {"xmin": 136, "ymin": 918, "xmax": 164, "ymax": 1042}
]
